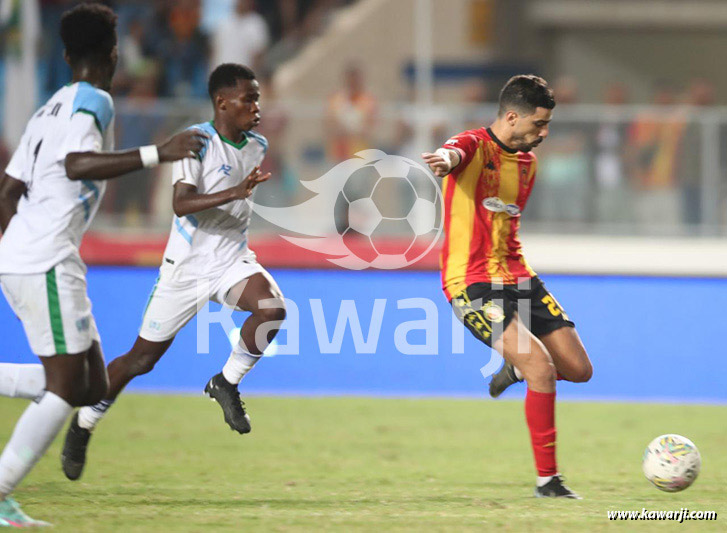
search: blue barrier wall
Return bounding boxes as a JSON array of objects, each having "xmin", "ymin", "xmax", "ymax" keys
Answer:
[{"xmin": 1, "ymin": 267, "xmax": 725, "ymax": 402}]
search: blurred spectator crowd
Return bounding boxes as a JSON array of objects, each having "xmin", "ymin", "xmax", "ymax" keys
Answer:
[
  {"xmin": 524, "ymin": 76, "xmax": 723, "ymax": 233},
  {"xmin": 390, "ymin": 75, "xmax": 727, "ymax": 234},
  {"xmin": 38, "ymin": 0, "xmax": 354, "ymax": 100},
  {"xmin": 1, "ymin": 1, "xmax": 726, "ymax": 236}
]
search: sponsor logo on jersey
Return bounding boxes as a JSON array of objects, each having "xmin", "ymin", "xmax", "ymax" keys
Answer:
[
  {"xmin": 445, "ymin": 138, "xmax": 459, "ymax": 146},
  {"xmin": 482, "ymin": 197, "xmax": 521, "ymax": 217},
  {"xmin": 482, "ymin": 197, "xmax": 505, "ymax": 212},
  {"xmin": 505, "ymin": 204, "xmax": 521, "ymax": 217}
]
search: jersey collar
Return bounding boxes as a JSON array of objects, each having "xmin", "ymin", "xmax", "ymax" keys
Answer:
[
  {"xmin": 486, "ymin": 127, "xmax": 518, "ymax": 154},
  {"xmin": 210, "ymin": 121, "xmax": 248, "ymax": 149}
]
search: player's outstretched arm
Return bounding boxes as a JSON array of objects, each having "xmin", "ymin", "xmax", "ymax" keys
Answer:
[
  {"xmin": 173, "ymin": 166, "xmax": 270, "ymax": 217},
  {"xmin": 0, "ymin": 174, "xmax": 27, "ymax": 233},
  {"xmin": 64, "ymin": 129, "xmax": 210, "ymax": 181},
  {"xmin": 421, "ymin": 148, "xmax": 461, "ymax": 178}
]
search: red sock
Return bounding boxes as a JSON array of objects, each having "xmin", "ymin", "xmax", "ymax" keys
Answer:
[{"xmin": 525, "ymin": 388, "xmax": 557, "ymax": 476}]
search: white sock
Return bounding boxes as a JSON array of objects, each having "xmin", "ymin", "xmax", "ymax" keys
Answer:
[
  {"xmin": 77, "ymin": 399, "xmax": 115, "ymax": 431},
  {"xmin": 514, "ymin": 366, "xmax": 524, "ymax": 381},
  {"xmin": 0, "ymin": 364, "xmax": 45, "ymax": 400},
  {"xmin": 537, "ymin": 474, "xmax": 557, "ymax": 487},
  {"xmin": 221, "ymin": 343, "xmax": 262, "ymax": 385},
  {"xmin": 0, "ymin": 391, "xmax": 72, "ymax": 497}
]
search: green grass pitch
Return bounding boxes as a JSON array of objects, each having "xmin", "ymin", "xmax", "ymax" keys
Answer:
[{"xmin": 1, "ymin": 396, "xmax": 725, "ymax": 532}]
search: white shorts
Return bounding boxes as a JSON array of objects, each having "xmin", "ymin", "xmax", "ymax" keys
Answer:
[
  {"xmin": 138, "ymin": 258, "xmax": 267, "ymax": 342},
  {"xmin": 0, "ymin": 255, "xmax": 100, "ymax": 356}
]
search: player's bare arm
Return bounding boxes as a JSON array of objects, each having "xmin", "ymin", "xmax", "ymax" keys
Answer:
[
  {"xmin": 421, "ymin": 148, "xmax": 461, "ymax": 177},
  {"xmin": 0, "ymin": 174, "xmax": 27, "ymax": 233},
  {"xmin": 65, "ymin": 129, "xmax": 210, "ymax": 181},
  {"xmin": 172, "ymin": 165, "xmax": 270, "ymax": 217}
]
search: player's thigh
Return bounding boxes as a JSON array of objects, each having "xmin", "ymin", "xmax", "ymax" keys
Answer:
[
  {"xmin": 216, "ymin": 261, "xmax": 284, "ymax": 315},
  {"xmin": 523, "ymin": 277, "xmax": 592, "ymax": 380},
  {"xmin": 0, "ymin": 257, "xmax": 98, "ymax": 357},
  {"xmin": 138, "ymin": 274, "xmax": 201, "ymax": 343},
  {"xmin": 85, "ymin": 340, "xmax": 108, "ymax": 382},
  {"xmin": 41, "ymin": 351, "xmax": 87, "ymax": 393},
  {"xmin": 520, "ymin": 277, "xmax": 575, "ymax": 339},
  {"xmin": 449, "ymin": 284, "xmax": 554, "ymax": 386}
]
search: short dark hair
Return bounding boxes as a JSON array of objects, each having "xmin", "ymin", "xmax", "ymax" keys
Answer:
[
  {"xmin": 60, "ymin": 3, "xmax": 118, "ymax": 66},
  {"xmin": 208, "ymin": 64, "xmax": 257, "ymax": 100},
  {"xmin": 498, "ymin": 75, "xmax": 555, "ymax": 117}
]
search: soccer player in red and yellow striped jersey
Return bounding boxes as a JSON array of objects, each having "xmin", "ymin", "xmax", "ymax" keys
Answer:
[
  {"xmin": 439, "ymin": 125, "xmax": 537, "ymax": 299},
  {"xmin": 423, "ymin": 75, "xmax": 593, "ymax": 499}
]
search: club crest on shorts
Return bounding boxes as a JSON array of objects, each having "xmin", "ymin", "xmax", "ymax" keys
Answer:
[{"xmin": 482, "ymin": 301, "xmax": 505, "ymax": 323}]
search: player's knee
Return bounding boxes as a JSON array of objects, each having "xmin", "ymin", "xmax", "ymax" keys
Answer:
[
  {"xmin": 257, "ymin": 301, "xmax": 286, "ymax": 324},
  {"xmin": 45, "ymin": 371, "xmax": 90, "ymax": 406},
  {"xmin": 522, "ymin": 355, "xmax": 556, "ymax": 386},
  {"xmin": 127, "ymin": 352, "xmax": 159, "ymax": 377},
  {"xmin": 83, "ymin": 386, "xmax": 107, "ymax": 406},
  {"xmin": 572, "ymin": 360, "xmax": 593, "ymax": 383},
  {"xmin": 533, "ymin": 364, "xmax": 557, "ymax": 385},
  {"xmin": 65, "ymin": 383, "xmax": 92, "ymax": 407}
]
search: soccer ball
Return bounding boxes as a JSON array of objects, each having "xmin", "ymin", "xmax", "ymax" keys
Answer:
[
  {"xmin": 334, "ymin": 153, "xmax": 442, "ymax": 269},
  {"xmin": 642, "ymin": 434, "xmax": 701, "ymax": 492}
]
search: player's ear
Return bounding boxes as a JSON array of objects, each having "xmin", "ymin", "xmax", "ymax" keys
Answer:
[
  {"xmin": 216, "ymin": 94, "xmax": 226, "ymax": 111},
  {"xmin": 506, "ymin": 110, "xmax": 518, "ymax": 126}
]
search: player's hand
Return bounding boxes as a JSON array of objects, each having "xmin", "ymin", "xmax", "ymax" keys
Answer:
[
  {"xmin": 421, "ymin": 150, "xmax": 454, "ymax": 177},
  {"xmin": 158, "ymin": 129, "xmax": 210, "ymax": 162},
  {"xmin": 233, "ymin": 166, "xmax": 271, "ymax": 199}
]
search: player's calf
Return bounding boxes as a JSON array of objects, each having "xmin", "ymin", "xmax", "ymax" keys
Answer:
[
  {"xmin": 61, "ymin": 339, "xmax": 170, "ymax": 481},
  {"xmin": 242, "ymin": 304, "xmax": 287, "ymax": 355},
  {"xmin": 204, "ymin": 308, "xmax": 285, "ymax": 435},
  {"xmin": 205, "ymin": 278, "xmax": 286, "ymax": 434}
]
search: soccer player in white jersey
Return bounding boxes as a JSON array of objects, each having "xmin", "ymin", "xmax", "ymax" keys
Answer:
[
  {"xmin": 0, "ymin": 5, "xmax": 206, "ymax": 526},
  {"xmin": 58, "ymin": 63, "xmax": 287, "ymax": 481}
]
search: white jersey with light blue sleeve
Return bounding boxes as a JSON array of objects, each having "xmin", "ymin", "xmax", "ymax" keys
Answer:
[
  {"xmin": 161, "ymin": 121, "xmax": 267, "ymax": 281},
  {"xmin": 0, "ymin": 81, "xmax": 115, "ymax": 274}
]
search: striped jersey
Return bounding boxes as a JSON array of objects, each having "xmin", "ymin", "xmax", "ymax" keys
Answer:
[
  {"xmin": 162, "ymin": 121, "xmax": 267, "ymax": 281},
  {"xmin": 440, "ymin": 127, "xmax": 537, "ymax": 300},
  {"xmin": 0, "ymin": 82, "xmax": 114, "ymax": 274}
]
